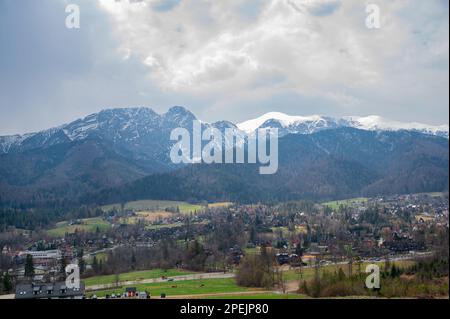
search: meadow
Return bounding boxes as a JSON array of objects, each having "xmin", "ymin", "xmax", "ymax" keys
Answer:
[
  {"xmin": 322, "ymin": 192, "xmax": 443, "ymax": 210},
  {"xmin": 84, "ymin": 268, "xmax": 194, "ymax": 287},
  {"xmin": 322, "ymin": 197, "xmax": 369, "ymax": 210},
  {"xmin": 86, "ymin": 278, "xmax": 255, "ymax": 298},
  {"xmin": 102, "ymin": 199, "xmax": 213, "ymax": 214},
  {"xmin": 204, "ymin": 293, "xmax": 307, "ymax": 299},
  {"xmin": 102, "ymin": 200, "xmax": 234, "ymax": 215},
  {"xmin": 84, "ymin": 260, "xmax": 416, "ymax": 299},
  {"xmin": 47, "ymin": 217, "xmax": 110, "ymax": 237}
]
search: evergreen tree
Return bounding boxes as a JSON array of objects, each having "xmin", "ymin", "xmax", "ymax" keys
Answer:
[
  {"xmin": 99, "ymin": 259, "xmax": 103, "ymax": 273},
  {"xmin": 131, "ymin": 252, "xmax": 137, "ymax": 270},
  {"xmin": 60, "ymin": 257, "xmax": 67, "ymax": 280},
  {"xmin": 2, "ymin": 272, "xmax": 12, "ymax": 292},
  {"xmin": 92, "ymin": 256, "xmax": 99, "ymax": 274},
  {"xmin": 77, "ymin": 249, "xmax": 85, "ymax": 274},
  {"xmin": 24, "ymin": 254, "xmax": 34, "ymax": 279},
  {"xmin": 337, "ymin": 267, "xmax": 346, "ymax": 281}
]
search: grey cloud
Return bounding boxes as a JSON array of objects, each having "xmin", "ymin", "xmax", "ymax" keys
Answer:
[{"xmin": 0, "ymin": 0, "xmax": 448, "ymax": 136}]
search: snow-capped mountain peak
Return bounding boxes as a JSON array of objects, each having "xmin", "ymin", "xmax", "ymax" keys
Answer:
[
  {"xmin": 343, "ymin": 115, "xmax": 449, "ymax": 136},
  {"xmin": 1, "ymin": 107, "xmax": 448, "ymax": 155},
  {"xmin": 237, "ymin": 112, "xmax": 325, "ymax": 133},
  {"xmin": 237, "ymin": 112, "xmax": 449, "ymax": 138}
]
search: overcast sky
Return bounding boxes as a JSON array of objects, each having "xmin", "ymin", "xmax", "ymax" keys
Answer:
[{"xmin": 0, "ymin": 0, "xmax": 448, "ymax": 135}]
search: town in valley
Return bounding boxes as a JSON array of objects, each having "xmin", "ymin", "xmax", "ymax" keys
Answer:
[{"xmin": 1, "ymin": 192, "xmax": 448, "ymax": 299}]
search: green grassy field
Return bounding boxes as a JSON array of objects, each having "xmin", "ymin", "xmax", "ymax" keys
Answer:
[
  {"xmin": 418, "ymin": 192, "xmax": 444, "ymax": 197},
  {"xmin": 323, "ymin": 193, "xmax": 445, "ymax": 210},
  {"xmin": 47, "ymin": 217, "xmax": 110, "ymax": 237},
  {"xmin": 86, "ymin": 278, "xmax": 253, "ymax": 298},
  {"xmin": 85, "ymin": 260, "xmax": 417, "ymax": 298},
  {"xmin": 101, "ymin": 200, "xmax": 205, "ymax": 214},
  {"xmin": 323, "ymin": 197, "xmax": 369, "ymax": 210},
  {"xmin": 84, "ymin": 268, "xmax": 195, "ymax": 287},
  {"xmin": 204, "ymin": 293, "xmax": 307, "ymax": 299}
]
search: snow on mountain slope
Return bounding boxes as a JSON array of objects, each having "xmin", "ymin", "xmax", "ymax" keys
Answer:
[
  {"xmin": 343, "ymin": 115, "xmax": 449, "ymax": 137},
  {"xmin": 0, "ymin": 106, "xmax": 241, "ymax": 155},
  {"xmin": 0, "ymin": 107, "xmax": 186, "ymax": 155},
  {"xmin": 237, "ymin": 112, "xmax": 325, "ymax": 134},
  {"xmin": 0, "ymin": 135, "xmax": 26, "ymax": 153},
  {"xmin": 237, "ymin": 112, "xmax": 449, "ymax": 138},
  {"xmin": 1, "ymin": 108, "xmax": 448, "ymax": 155}
]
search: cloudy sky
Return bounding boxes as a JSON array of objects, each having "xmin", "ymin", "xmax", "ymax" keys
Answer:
[{"xmin": 0, "ymin": 0, "xmax": 448, "ymax": 135}]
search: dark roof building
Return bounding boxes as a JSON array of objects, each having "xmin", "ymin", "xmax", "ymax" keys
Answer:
[
  {"xmin": 15, "ymin": 281, "xmax": 85, "ymax": 299},
  {"xmin": 125, "ymin": 287, "xmax": 137, "ymax": 297}
]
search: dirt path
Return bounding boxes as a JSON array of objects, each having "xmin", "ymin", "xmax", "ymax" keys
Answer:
[{"xmin": 285, "ymin": 281, "xmax": 300, "ymax": 293}]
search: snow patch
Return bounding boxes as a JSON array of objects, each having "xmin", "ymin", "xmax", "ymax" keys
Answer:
[
  {"xmin": 238, "ymin": 112, "xmax": 449, "ymax": 137},
  {"xmin": 237, "ymin": 112, "xmax": 324, "ymax": 133}
]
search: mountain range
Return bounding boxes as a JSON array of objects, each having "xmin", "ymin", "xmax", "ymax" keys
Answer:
[
  {"xmin": 0, "ymin": 106, "xmax": 448, "ymax": 206},
  {"xmin": 237, "ymin": 112, "xmax": 449, "ymax": 138},
  {"xmin": 1, "ymin": 107, "xmax": 448, "ymax": 155}
]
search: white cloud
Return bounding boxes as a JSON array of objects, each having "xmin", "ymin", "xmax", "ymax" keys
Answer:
[{"xmin": 96, "ymin": 0, "xmax": 448, "ymax": 116}]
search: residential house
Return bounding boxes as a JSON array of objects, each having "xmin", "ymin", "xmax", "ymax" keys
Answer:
[{"xmin": 15, "ymin": 281, "xmax": 85, "ymax": 299}]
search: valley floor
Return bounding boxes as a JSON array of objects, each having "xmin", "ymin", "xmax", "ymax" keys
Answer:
[{"xmin": 84, "ymin": 256, "xmax": 441, "ymax": 300}]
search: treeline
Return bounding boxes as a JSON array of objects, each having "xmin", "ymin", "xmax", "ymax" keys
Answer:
[
  {"xmin": 0, "ymin": 206, "xmax": 104, "ymax": 231},
  {"xmin": 0, "ymin": 272, "xmax": 12, "ymax": 294},
  {"xmin": 82, "ymin": 210, "xmax": 254, "ymax": 277},
  {"xmin": 0, "ymin": 254, "xmax": 13, "ymax": 294},
  {"xmin": 407, "ymin": 255, "xmax": 449, "ymax": 281},
  {"xmin": 235, "ymin": 248, "xmax": 276, "ymax": 289},
  {"xmin": 85, "ymin": 240, "xmax": 225, "ymax": 278},
  {"xmin": 1, "ymin": 128, "xmax": 448, "ymax": 209},
  {"xmin": 80, "ymin": 164, "xmax": 279, "ymax": 205},
  {"xmin": 298, "ymin": 255, "xmax": 449, "ymax": 298}
]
